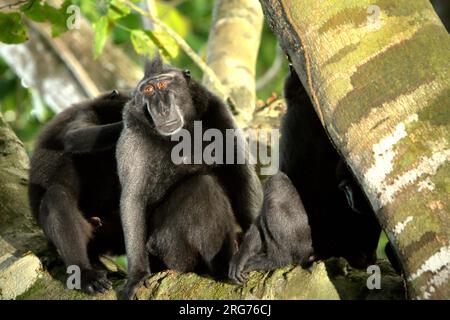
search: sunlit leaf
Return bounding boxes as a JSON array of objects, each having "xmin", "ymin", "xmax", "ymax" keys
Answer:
[
  {"xmin": 130, "ymin": 29, "xmax": 156, "ymax": 58},
  {"xmin": 0, "ymin": 12, "xmax": 28, "ymax": 44},
  {"xmin": 130, "ymin": 29, "xmax": 179, "ymax": 61},
  {"xmin": 148, "ymin": 28, "xmax": 179, "ymax": 59},
  {"xmin": 108, "ymin": 0, "xmax": 131, "ymax": 20},
  {"xmin": 75, "ymin": 0, "xmax": 103, "ymax": 21},
  {"xmin": 94, "ymin": 16, "xmax": 109, "ymax": 58}
]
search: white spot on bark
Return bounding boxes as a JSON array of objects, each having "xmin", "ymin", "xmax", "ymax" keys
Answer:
[
  {"xmin": 363, "ymin": 114, "xmax": 418, "ymax": 208},
  {"xmin": 420, "ymin": 263, "xmax": 450, "ymax": 299},
  {"xmin": 381, "ymin": 148, "xmax": 450, "ymax": 205},
  {"xmin": 409, "ymin": 245, "xmax": 450, "ymax": 282},
  {"xmin": 346, "ymin": 80, "xmax": 445, "ymax": 161},
  {"xmin": 392, "ymin": 216, "xmax": 413, "ymax": 236},
  {"xmin": 418, "ymin": 177, "xmax": 435, "ymax": 192}
]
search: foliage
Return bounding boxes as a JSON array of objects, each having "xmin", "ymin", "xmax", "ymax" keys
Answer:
[
  {"xmin": 0, "ymin": 1, "xmax": 286, "ymax": 144},
  {"xmin": 0, "ymin": 0, "xmax": 285, "ymax": 96},
  {"xmin": 0, "ymin": 0, "xmax": 73, "ymax": 44},
  {"xmin": 74, "ymin": 0, "xmax": 180, "ymax": 61},
  {"xmin": 0, "ymin": 12, "xmax": 28, "ymax": 44},
  {"xmin": 0, "ymin": 59, "xmax": 53, "ymax": 154}
]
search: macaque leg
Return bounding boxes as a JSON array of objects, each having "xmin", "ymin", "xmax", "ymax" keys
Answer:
[
  {"xmin": 39, "ymin": 185, "xmax": 112, "ymax": 294},
  {"xmin": 228, "ymin": 224, "xmax": 262, "ymax": 284}
]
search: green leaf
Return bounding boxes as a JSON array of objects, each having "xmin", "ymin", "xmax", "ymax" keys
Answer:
[
  {"xmin": 111, "ymin": 13, "xmax": 141, "ymax": 44},
  {"xmin": 107, "ymin": 0, "xmax": 131, "ymax": 20},
  {"xmin": 20, "ymin": 0, "xmax": 71, "ymax": 37},
  {"xmin": 0, "ymin": 12, "xmax": 28, "ymax": 44},
  {"xmin": 20, "ymin": 0, "xmax": 46, "ymax": 22},
  {"xmin": 130, "ymin": 28, "xmax": 179, "ymax": 61},
  {"xmin": 93, "ymin": 16, "xmax": 109, "ymax": 58},
  {"xmin": 130, "ymin": 29, "xmax": 156, "ymax": 58},
  {"xmin": 148, "ymin": 28, "xmax": 179, "ymax": 60},
  {"xmin": 52, "ymin": 0, "xmax": 74, "ymax": 36}
]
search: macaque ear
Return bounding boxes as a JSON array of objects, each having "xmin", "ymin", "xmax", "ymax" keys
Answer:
[
  {"xmin": 144, "ymin": 51, "xmax": 163, "ymax": 77},
  {"xmin": 109, "ymin": 89, "xmax": 119, "ymax": 99},
  {"xmin": 183, "ymin": 69, "xmax": 191, "ymax": 81}
]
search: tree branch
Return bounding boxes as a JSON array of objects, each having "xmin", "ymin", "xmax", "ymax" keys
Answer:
[
  {"xmin": 256, "ymin": 46, "xmax": 284, "ymax": 91},
  {"xmin": 0, "ymin": 0, "xmax": 29, "ymax": 11},
  {"xmin": 204, "ymin": 0, "xmax": 264, "ymax": 127}
]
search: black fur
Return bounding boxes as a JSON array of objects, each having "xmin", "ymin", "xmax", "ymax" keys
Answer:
[
  {"xmin": 229, "ymin": 172, "xmax": 314, "ymax": 284},
  {"xmin": 229, "ymin": 67, "xmax": 381, "ymax": 284},
  {"xmin": 280, "ymin": 68, "xmax": 380, "ymax": 268},
  {"xmin": 28, "ymin": 90, "xmax": 130, "ymax": 294},
  {"xmin": 116, "ymin": 56, "xmax": 263, "ymax": 299},
  {"xmin": 147, "ymin": 173, "xmax": 235, "ymax": 276}
]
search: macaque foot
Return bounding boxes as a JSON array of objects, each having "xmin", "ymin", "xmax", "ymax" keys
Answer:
[
  {"xmin": 81, "ymin": 269, "xmax": 112, "ymax": 294},
  {"xmin": 122, "ymin": 271, "xmax": 151, "ymax": 300}
]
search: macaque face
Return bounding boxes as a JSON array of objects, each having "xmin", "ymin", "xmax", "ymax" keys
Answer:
[{"xmin": 136, "ymin": 71, "xmax": 188, "ymax": 136}]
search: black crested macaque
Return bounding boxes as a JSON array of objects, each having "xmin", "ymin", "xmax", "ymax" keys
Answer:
[
  {"xmin": 229, "ymin": 172, "xmax": 314, "ymax": 284},
  {"xmin": 116, "ymin": 55, "xmax": 263, "ymax": 299},
  {"xmin": 229, "ymin": 65, "xmax": 382, "ymax": 285},
  {"xmin": 280, "ymin": 66, "xmax": 380, "ymax": 268},
  {"xmin": 147, "ymin": 173, "xmax": 236, "ymax": 277},
  {"xmin": 28, "ymin": 90, "xmax": 130, "ymax": 294}
]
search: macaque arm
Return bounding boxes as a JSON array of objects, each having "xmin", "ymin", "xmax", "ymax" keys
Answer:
[{"xmin": 64, "ymin": 121, "xmax": 124, "ymax": 154}]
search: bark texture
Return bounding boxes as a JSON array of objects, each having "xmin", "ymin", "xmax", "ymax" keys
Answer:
[
  {"xmin": 18, "ymin": 263, "xmax": 341, "ymax": 300},
  {"xmin": 0, "ymin": 113, "xmax": 46, "ymax": 299},
  {"xmin": 260, "ymin": 0, "xmax": 450, "ymax": 299},
  {"xmin": 204, "ymin": 0, "xmax": 264, "ymax": 127}
]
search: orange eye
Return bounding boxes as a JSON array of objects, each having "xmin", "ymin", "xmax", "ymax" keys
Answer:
[
  {"xmin": 157, "ymin": 81, "xmax": 167, "ymax": 90},
  {"xmin": 144, "ymin": 85, "xmax": 154, "ymax": 94}
]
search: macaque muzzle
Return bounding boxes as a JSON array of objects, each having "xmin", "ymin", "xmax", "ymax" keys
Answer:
[{"xmin": 145, "ymin": 91, "xmax": 184, "ymax": 136}]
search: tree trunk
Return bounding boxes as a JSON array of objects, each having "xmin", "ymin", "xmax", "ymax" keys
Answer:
[
  {"xmin": 0, "ymin": 113, "xmax": 46, "ymax": 299},
  {"xmin": 204, "ymin": 0, "xmax": 264, "ymax": 127},
  {"xmin": 259, "ymin": 0, "xmax": 450, "ymax": 299}
]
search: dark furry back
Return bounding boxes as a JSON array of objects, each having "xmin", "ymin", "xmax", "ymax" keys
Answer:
[
  {"xmin": 228, "ymin": 171, "xmax": 313, "ymax": 284},
  {"xmin": 281, "ymin": 71, "xmax": 380, "ymax": 267},
  {"xmin": 29, "ymin": 92, "xmax": 129, "ymax": 221}
]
